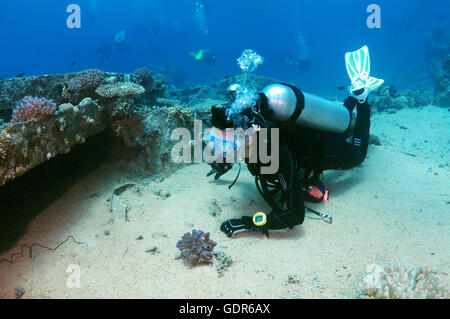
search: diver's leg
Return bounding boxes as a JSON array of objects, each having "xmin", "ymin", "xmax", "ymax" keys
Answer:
[{"xmin": 320, "ymin": 99, "xmax": 371, "ymax": 170}]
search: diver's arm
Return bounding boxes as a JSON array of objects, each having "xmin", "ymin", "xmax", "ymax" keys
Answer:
[{"xmin": 220, "ymin": 146, "xmax": 304, "ymax": 237}]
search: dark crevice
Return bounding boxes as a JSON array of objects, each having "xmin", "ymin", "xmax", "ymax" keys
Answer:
[{"xmin": 0, "ymin": 129, "xmax": 113, "ymax": 254}]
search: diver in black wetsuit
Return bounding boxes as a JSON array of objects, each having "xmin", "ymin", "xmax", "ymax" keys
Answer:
[
  {"xmin": 205, "ymin": 83, "xmax": 372, "ymax": 238},
  {"xmin": 204, "ymin": 46, "xmax": 383, "ymax": 238}
]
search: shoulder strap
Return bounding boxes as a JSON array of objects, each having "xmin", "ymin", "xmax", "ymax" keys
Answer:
[{"xmin": 280, "ymin": 83, "xmax": 305, "ymax": 124}]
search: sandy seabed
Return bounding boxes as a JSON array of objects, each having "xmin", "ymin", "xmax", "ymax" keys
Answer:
[{"xmin": 0, "ymin": 105, "xmax": 449, "ymax": 299}]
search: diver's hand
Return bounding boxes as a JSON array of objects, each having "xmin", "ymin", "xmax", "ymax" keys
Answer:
[
  {"xmin": 220, "ymin": 217, "xmax": 254, "ymax": 237},
  {"xmin": 206, "ymin": 161, "xmax": 233, "ymax": 180}
]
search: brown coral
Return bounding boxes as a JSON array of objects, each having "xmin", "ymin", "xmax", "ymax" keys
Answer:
[
  {"xmin": 95, "ymin": 82, "xmax": 145, "ymax": 98},
  {"xmin": 0, "ymin": 129, "xmax": 11, "ymax": 159},
  {"xmin": 68, "ymin": 69, "xmax": 105, "ymax": 92}
]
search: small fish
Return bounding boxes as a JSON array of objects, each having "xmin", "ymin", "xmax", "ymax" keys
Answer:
[
  {"xmin": 16, "ymin": 72, "xmax": 25, "ymax": 78},
  {"xmin": 337, "ymin": 86, "xmax": 346, "ymax": 90},
  {"xmin": 71, "ymin": 60, "xmax": 76, "ymax": 66}
]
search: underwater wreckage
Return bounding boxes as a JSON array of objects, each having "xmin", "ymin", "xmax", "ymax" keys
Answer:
[{"xmin": 0, "ymin": 69, "xmax": 196, "ymax": 187}]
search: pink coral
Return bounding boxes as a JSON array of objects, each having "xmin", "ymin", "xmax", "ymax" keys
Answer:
[
  {"xmin": 68, "ymin": 69, "xmax": 105, "ymax": 92},
  {"xmin": 12, "ymin": 96, "xmax": 57, "ymax": 124}
]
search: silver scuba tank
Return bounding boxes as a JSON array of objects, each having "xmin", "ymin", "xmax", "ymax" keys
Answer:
[{"xmin": 261, "ymin": 83, "xmax": 351, "ymax": 133}]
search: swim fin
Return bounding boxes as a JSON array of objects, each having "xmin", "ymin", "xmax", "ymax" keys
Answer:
[
  {"xmin": 189, "ymin": 49, "xmax": 204, "ymax": 61},
  {"xmin": 345, "ymin": 45, "xmax": 384, "ymax": 94}
]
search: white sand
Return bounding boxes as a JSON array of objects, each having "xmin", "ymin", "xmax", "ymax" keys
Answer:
[{"xmin": 0, "ymin": 105, "xmax": 449, "ymax": 299}]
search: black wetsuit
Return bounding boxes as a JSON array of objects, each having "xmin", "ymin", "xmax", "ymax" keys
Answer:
[{"xmin": 247, "ymin": 96, "xmax": 370, "ymax": 230}]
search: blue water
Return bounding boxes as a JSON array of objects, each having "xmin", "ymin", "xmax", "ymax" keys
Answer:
[{"xmin": 0, "ymin": 0, "xmax": 449, "ymax": 95}]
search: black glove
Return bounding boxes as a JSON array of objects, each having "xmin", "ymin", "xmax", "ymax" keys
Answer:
[
  {"xmin": 206, "ymin": 161, "xmax": 233, "ymax": 180},
  {"xmin": 220, "ymin": 216, "xmax": 269, "ymax": 238},
  {"xmin": 220, "ymin": 217, "xmax": 253, "ymax": 237}
]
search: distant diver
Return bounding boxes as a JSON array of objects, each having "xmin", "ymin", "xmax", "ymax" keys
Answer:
[
  {"xmin": 115, "ymin": 30, "xmax": 132, "ymax": 54},
  {"xmin": 280, "ymin": 54, "xmax": 312, "ymax": 72},
  {"xmin": 203, "ymin": 46, "xmax": 384, "ymax": 238},
  {"xmin": 189, "ymin": 49, "xmax": 216, "ymax": 66}
]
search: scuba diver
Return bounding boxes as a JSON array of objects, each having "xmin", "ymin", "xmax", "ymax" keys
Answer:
[
  {"xmin": 203, "ymin": 46, "xmax": 384, "ymax": 238},
  {"xmin": 189, "ymin": 49, "xmax": 217, "ymax": 66}
]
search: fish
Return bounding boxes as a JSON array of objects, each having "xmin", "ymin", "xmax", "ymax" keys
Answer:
[
  {"xmin": 71, "ymin": 60, "xmax": 76, "ymax": 66},
  {"xmin": 337, "ymin": 86, "xmax": 346, "ymax": 90},
  {"xmin": 16, "ymin": 72, "xmax": 25, "ymax": 78}
]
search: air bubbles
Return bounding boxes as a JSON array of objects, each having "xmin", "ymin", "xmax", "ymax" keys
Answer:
[
  {"xmin": 194, "ymin": 1, "xmax": 209, "ymax": 35},
  {"xmin": 237, "ymin": 49, "xmax": 264, "ymax": 73}
]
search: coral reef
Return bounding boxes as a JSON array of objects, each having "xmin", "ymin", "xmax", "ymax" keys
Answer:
[
  {"xmin": 67, "ymin": 69, "xmax": 105, "ymax": 92},
  {"xmin": 425, "ymin": 27, "xmax": 450, "ymax": 76},
  {"xmin": 130, "ymin": 104, "xmax": 195, "ymax": 174},
  {"xmin": 0, "ymin": 70, "xmax": 194, "ymax": 187},
  {"xmin": 370, "ymin": 60, "xmax": 450, "ymax": 110},
  {"xmin": 362, "ymin": 264, "xmax": 449, "ymax": 299},
  {"xmin": 213, "ymin": 251, "xmax": 233, "ymax": 277},
  {"xmin": 0, "ymin": 97, "xmax": 110, "ymax": 186},
  {"xmin": 95, "ymin": 82, "xmax": 145, "ymax": 98},
  {"xmin": 434, "ymin": 54, "xmax": 450, "ymax": 107},
  {"xmin": 176, "ymin": 229, "xmax": 216, "ymax": 265},
  {"xmin": 0, "ymin": 72, "xmax": 134, "ymax": 119},
  {"xmin": 138, "ymin": 73, "xmax": 167, "ymax": 105},
  {"xmin": 134, "ymin": 67, "xmax": 154, "ymax": 86},
  {"xmin": 368, "ymin": 86, "xmax": 434, "ymax": 112},
  {"xmin": 0, "ymin": 129, "xmax": 11, "ymax": 159},
  {"xmin": 369, "ymin": 53, "xmax": 450, "ymax": 111},
  {"xmin": 166, "ymin": 73, "xmax": 279, "ymax": 110},
  {"xmin": 12, "ymin": 96, "xmax": 57, "ymax": 124}
]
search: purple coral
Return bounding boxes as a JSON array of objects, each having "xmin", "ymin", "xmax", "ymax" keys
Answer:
[
  {"xmin": 12, "ymin": 96, "xmax": 57, "ymax": 124},
  {"xmin": 176, "ymin": 229, "xmax": 217, "ymax": 265},
  {"xmin": 68, "ymin": 69, "xmax": 105, "ymax": 92}
]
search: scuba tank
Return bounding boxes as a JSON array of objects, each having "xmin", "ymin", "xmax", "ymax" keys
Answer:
[{"xmin": 260, "ymin": 83, "xmax": 351, "ymax": 134}]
